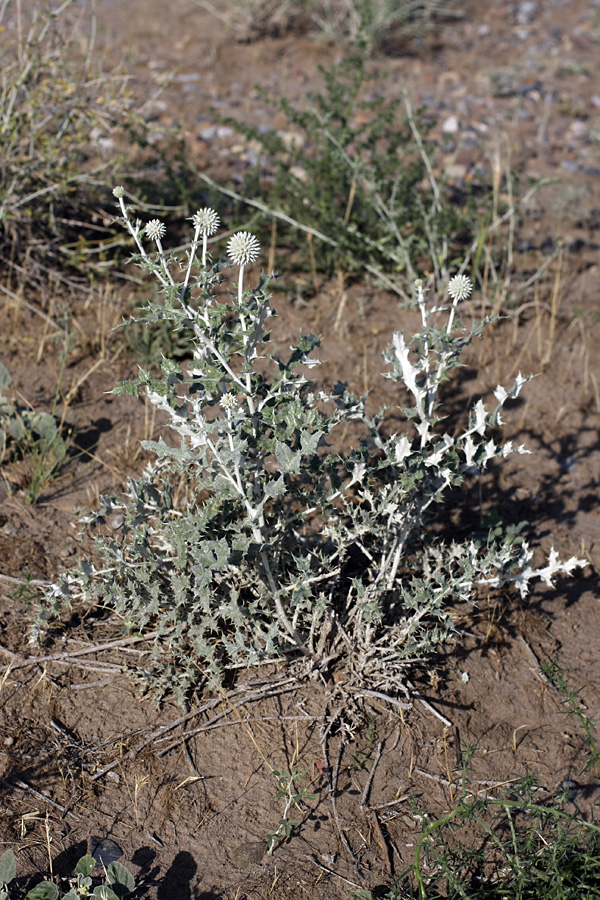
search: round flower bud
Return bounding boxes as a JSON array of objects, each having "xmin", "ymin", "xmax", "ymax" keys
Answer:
[
  {"xmin": 447, "ymin": 274, "xmax": 472, "ymax": 303},
  {"xmin": 145, "ymin": 219, "xmax": 167, "ymax": 242},
  {"xmin": 112, "ymin": 186, "xmax": 125, "ymax": 198},
  {"xmin": 227, "ymin": 231, "xmax": 260, "ymax": 266},
  {"xmin": 219, "ymin": 392, "xmax": 237, "ymax": 411},
  {"xmin": 191, "ymin": 208, "xmax": 220, "ymax": 236}
]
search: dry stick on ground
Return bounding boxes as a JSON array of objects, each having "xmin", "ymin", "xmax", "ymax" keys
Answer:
[
  {"xmin": 347, "ymin": 686, "xmax": 411, "ymax": 712},
  {"xmin": 89, "ymin": 696, "xmax": 229, "ymax": 782},
  {"xmin": 90, "ymin": 695, "xmax": 233, "ymax": 781},
  {"xmin": 155, "ymin": 682, "xmax": 300, "ymax": 757},
  {"xmin": 360, "ymin": 740, "xmax": 384, "ymax": 810},
  {"xmin": 407, "ymin": 679, "xmax": 453, "ymax": 728},
  {"xmin": 70, "ymin": 678, "xmax": 116, "ymax": 690},
  {"xmin": 1, "ymin": 776, "xmax": 81, "ymax": 821},
  {"xmin": 0, "ymin": 572, "xmax": 50, "ymax": 587},
  {"xmin": 167, "ymin": 713, "xmax": 321, "ymax": 737},
  {"xmin": 52, "ymin": 660, "xmax": 124, "ymax": 674},
  {"xmin": 0, "ymin": 631, "xmax": 168, "ymax": 674},
  {"xmin": 359, "ymin": 740, "xmax": 393, "ymax": 877},
  {"xmin": 304, "ymin": 855, "xmax": 363, "ymax": 889},
  {"xmin": 90, "ymin": 676, "xmax": 297, "ymax": 780},
  {"xmin": 414, "ymin": 767, "xmax": 522, "ymax": 794},
  {"xmin": 367, "ymin": 809, "xmax": 393, "ymax": 877},
  {"xmin": 319, "ymin": 709, "xmax": 357, "ymax": 865}
]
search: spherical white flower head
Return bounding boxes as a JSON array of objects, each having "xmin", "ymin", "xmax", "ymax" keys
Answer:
[
  {"xmin": 112, "ymin": 186, "xmax": 125, "ymax": 199},
  {"xmin": 447, "ymin": 274, "xmax": 472, "ymax": 303},
  {"xmin": 227, "ymin": 231, "xmax": 260, "ymax": 266},
  {"xmin": 192, "ymin": 208, "xmax": 220, "ymax": 236},
  {"xmin": 219, "ymin": 392, "xmax": 237, "ymax": 412},
  {"xmin": 145, "ymin": 219, "xmax": 166, "ymax": 242}
]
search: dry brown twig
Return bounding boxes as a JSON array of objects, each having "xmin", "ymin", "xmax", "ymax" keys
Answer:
[
  {"xmin": 89, "ymin": 675, "xmax": 298, "ymax": 780},
  {"xmin": 155, "ymin": 680, "xmax": 299, "ymax": 757},
  {"xmin": 0, "ymin": 631, "xmax": 166, "ymax": 674},
  {"xmin": 1, "ymin": 776, "xmax": 81, "ymax": 822},
  {"xmin": 319, "ymin": 707, "xmax": 358, "ymax": 865}
]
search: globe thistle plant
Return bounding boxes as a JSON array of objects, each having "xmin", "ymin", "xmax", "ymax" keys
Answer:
[
  {"xmin": 36, "ymin": 192, "xmax": 586, "ymax": 705},
  {"xmin": 447, "ymin": 273, "xmax": 472, "ymax": 303},
  {"xmin": 112, "ymin": 190, "xmax": 174, "ymax": 291},
  {"xmin": 227, "ymin": 231, "xmax": 261, "ymax": 305},
  {"xmin": 145, "ymin": 219, "xmax": 167, "ymax": 243},
  {"xmin": 189, "ymin": 207, "xmax": 220, "ymax": 273},
  {"xmin": 447, "ymin": 273, "xmax": 473, "ymax": 334}
]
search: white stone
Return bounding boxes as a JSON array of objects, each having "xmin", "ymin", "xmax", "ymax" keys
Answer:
[{"xmin": 442, "ymin": 115, "xmax": 459, "ymax": 134}]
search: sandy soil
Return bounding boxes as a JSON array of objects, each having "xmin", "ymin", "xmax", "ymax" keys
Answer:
[{"xmin": 0, "ymin": 1, "xmax": 599, "ymax": 897}]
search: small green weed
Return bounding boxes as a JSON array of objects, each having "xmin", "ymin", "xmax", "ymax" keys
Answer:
[
  {"xmin": 350, "ymin": 717, "xmax": 377, "ymax": 771},
  {"xmin": 0, "ymin": 850, "xmax": 134, "ymax": 900},
  {"xmin": 0, "ymin": 360, "xmax": 74, "ymax": 504},
  {"xmin": 266, "ymin": 768, "xmax": 317, "ymax": 854},
  {"xmin": 9, "ymin": 571, "xmax": 41, "ymax": 607},
  {"xmin": 120, "ymin": 284, "xmax": 200, "ymax": 367},
  {"xmin": 408, "ymin": 778, "xmax": 600, "ymax": 900},
  {"xmin": 540, "ymin": 658, "xmax": 600, "ymax": 778},
  {"xmin": 360, "ymin": 664, "xmax": 600, "ymax": 900}
]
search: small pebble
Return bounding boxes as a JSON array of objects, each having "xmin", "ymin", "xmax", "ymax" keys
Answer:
[
  {"xmin": 558, "ymin": 779, "xmax": 580, "ymax": 802},
  {"xmin": 230, "ymin": 841, "xmax": 267, "ymax": 868},
  {"xmin": 90, "ymin": 838, "xmax": 124, "ymax": 867},
  {"xmin": 290, "ymin": 165, "xmax": 308, "ymax": 182},
  {"xmin": 277, "ymin": 131, "xmax": 305, "ymax": 150},
  {"xmin": 516, "ymin": 1, "xmax": 537, "ymax": 24},
  {"xmin": 560, "ymin": 457, "xmax": 578, "ymax": 473},
  {"xmin": 199, "ymin": 125, "xmax": 234, "ymax": 140},
  {"xmin": 442, "ymin": 115, "xmax": 459, "ymax": 134},
  {"xmin": 446, "ymin": 163, "xmax": 468, "ymax": 180},
  {"xmin": 108, "ymin": 513, "xmax": 125, "ymax": 531}
]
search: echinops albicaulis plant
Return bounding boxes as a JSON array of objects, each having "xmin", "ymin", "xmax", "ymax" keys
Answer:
[{"xmin": 34, "ymin": 190, "xmax": 585, "ymax": 704}]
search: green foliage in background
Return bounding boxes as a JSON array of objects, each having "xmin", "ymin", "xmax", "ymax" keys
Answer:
[
  {"xmin": 212, "ymin": 41, "xmax": 481, "ymax": 297},
  {"xmin": 0, "ymin": 361, "xmax": 73, "ymax": 503},
  {"xmin": 194, "ymin": 0, "xmax": 457, "ymax": 51},
  {"xmin": 0, "ymin": 0, "xmax": 177, "ymax": 290}
]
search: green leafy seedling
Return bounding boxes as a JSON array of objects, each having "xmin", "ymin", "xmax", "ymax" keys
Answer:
[
  {"xmin": 105, "ymin": 862, "xmax": 135, "ymax": 898},
  {"xmin": 93, "ymin": 887, "xmax": 119, "ymax": 900},
  {"xmin": 25, "ymin": 882, "xmax": 59, "ymax": 900},
  {"xmin": 74, "ymin": 856, "xmax": 96, "ymax": 878},
  {"xmin": 0, "ymin": 849, "xmax": 16, "ymax": 900}
]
